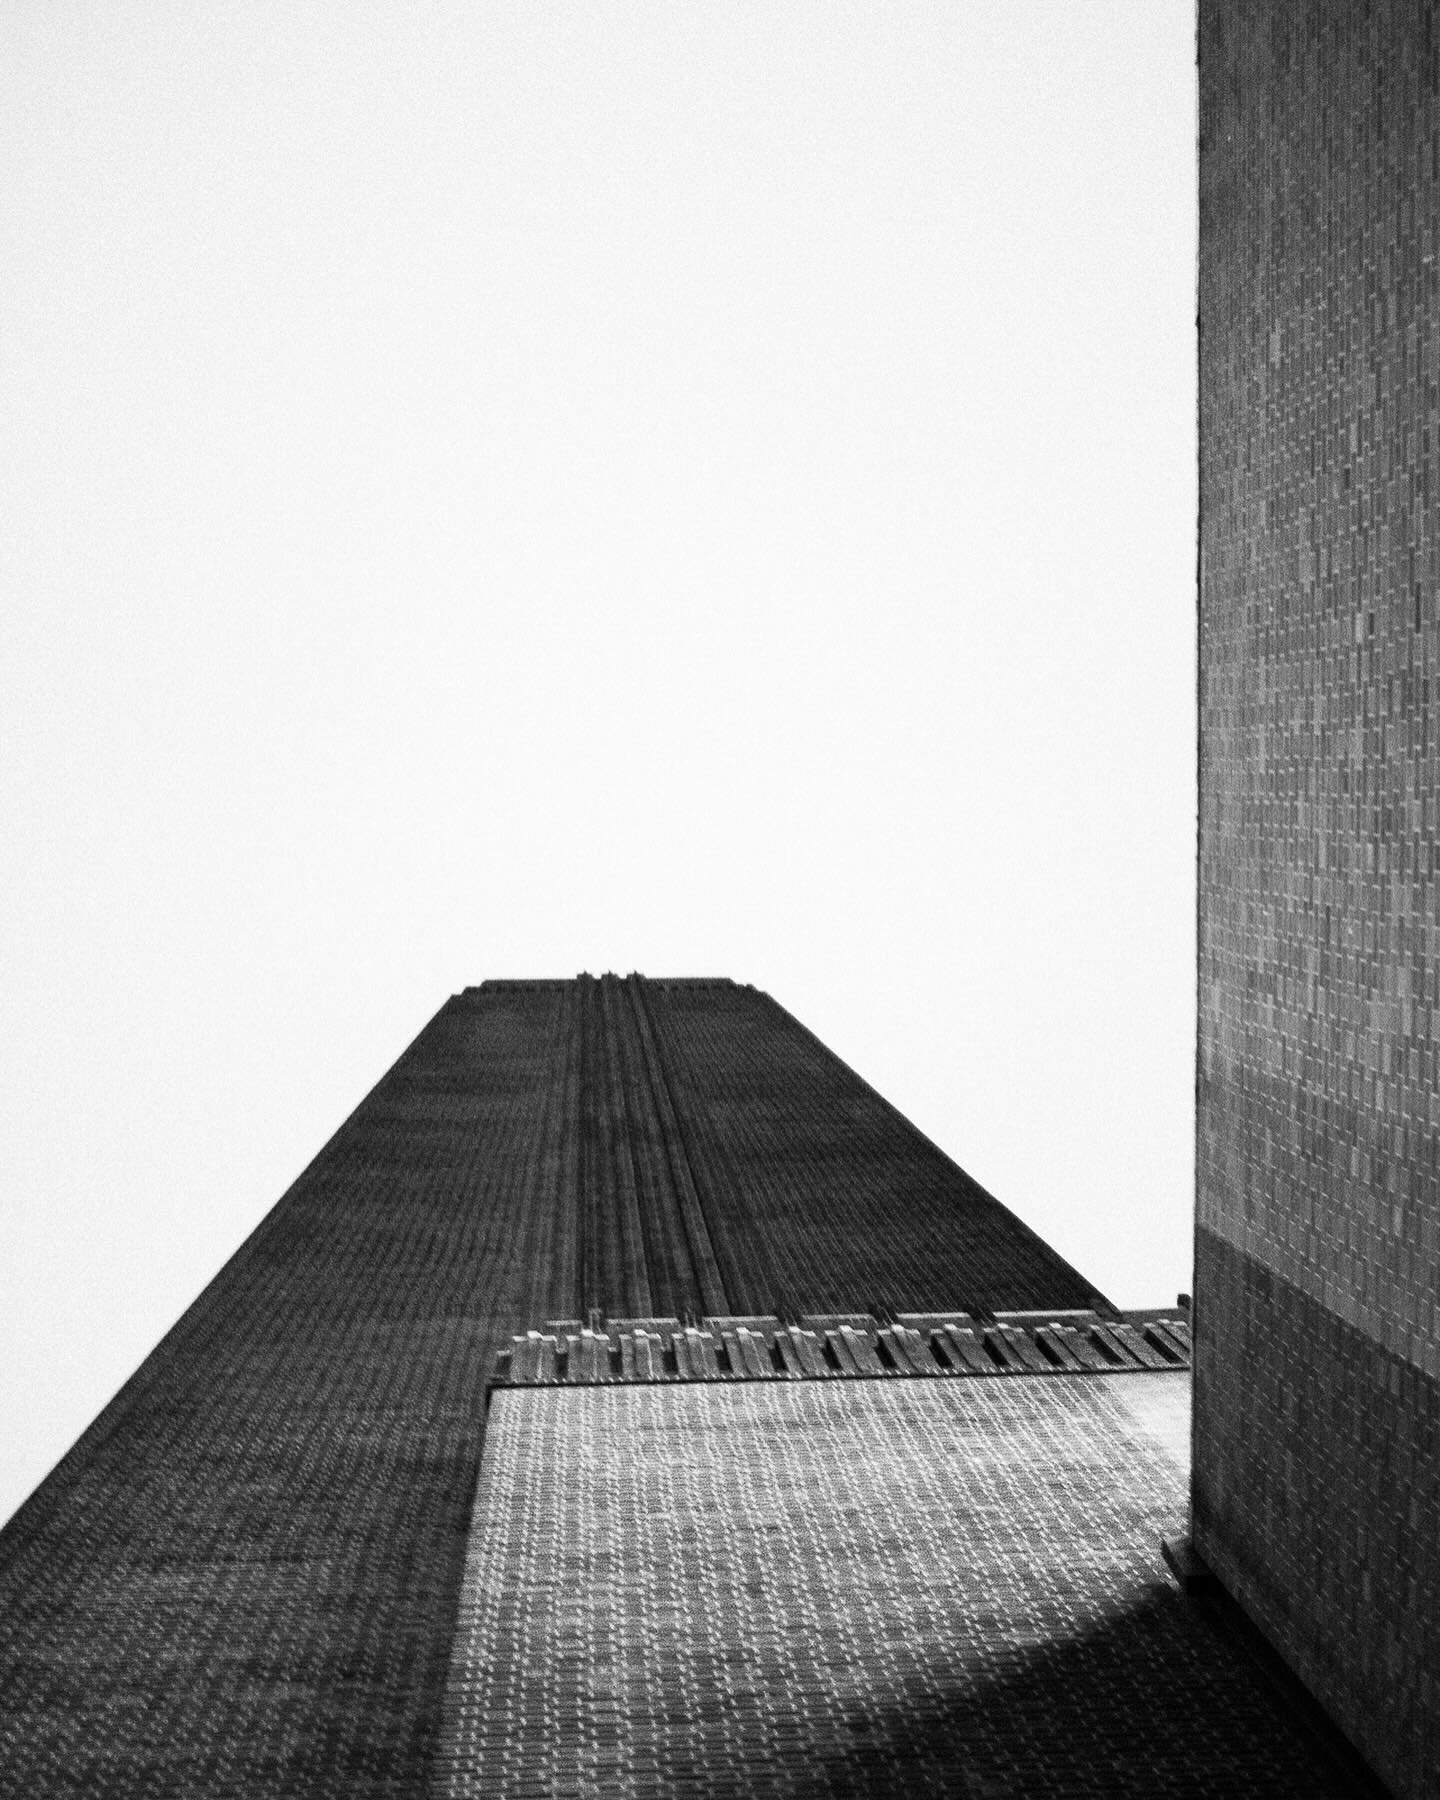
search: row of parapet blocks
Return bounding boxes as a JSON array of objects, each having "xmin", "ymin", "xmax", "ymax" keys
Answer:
[{"xmin": 493, "ymin": 1309, "xmax": 1191, "ymax": 1389}]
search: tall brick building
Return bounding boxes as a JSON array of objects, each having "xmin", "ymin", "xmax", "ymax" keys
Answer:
[
  {"xmin": 0, "ymin": 976, "xmax": 1366, "ymax": 1796},
  {"xmin": 1196, "ymin": 6, "xmax": 1439, "ymax": 1796}
]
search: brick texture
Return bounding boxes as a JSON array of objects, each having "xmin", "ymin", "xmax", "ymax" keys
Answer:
[
  {"xmin": 441, "ymin": 1377, "xmax": 1351, "ymax": 1799},
  {"xmin": 1197, "ymin": 6, "xmax": 1440, "ymax": 1794},
  {"xmin": 0, "ymin": 977, "xmax": 1108, "ymax": 1796},
  {"xmin": 1194, "ymin": 1230, "xmax": 1438, "ymax": 1782}
]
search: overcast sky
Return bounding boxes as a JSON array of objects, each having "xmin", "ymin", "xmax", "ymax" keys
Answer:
[{"xmin": 1, "ymin": 1, "xmax": 1195, "ymax": 1527}]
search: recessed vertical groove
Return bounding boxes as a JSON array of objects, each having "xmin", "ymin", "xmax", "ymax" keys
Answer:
[
  {"xmin": 612, "ymin": 979, "xmax": 694, "ymax": 1318},
  {"xmin": 577, "ymin": 975, "xmax": 609, "ymax": 1313},
  {"xmin": 626, "ymin": 978, "xmax": 729, "ymax": 1318},
  {"xmin": 598, "ymin": 975, "xmax": 654, "ymax": 1320},
  {"xmin": 547, "ymin": 980, "xmax": 583, "ymax": 1323},
  {"xmin": 638, "ymin": 983, "xmax": 782, "ymax": 1315}
]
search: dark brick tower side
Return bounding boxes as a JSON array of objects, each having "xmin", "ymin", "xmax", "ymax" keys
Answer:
[
  {"xmin": 0, "ymin": 976, "xmax": 1109, "ymax": 1797},
  {"xmin": 1197, "ymin": 8, "xmax": 1440, "ymax": 1795}
]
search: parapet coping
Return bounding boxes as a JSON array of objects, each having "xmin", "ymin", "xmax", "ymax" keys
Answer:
[
  {"xmin": 465, "ymin": 975, "xmax": 744, "ymax": 993},
  {"xmin": 492, "ymin": 1310, "xmax": 1190, "ymax": 1391}
]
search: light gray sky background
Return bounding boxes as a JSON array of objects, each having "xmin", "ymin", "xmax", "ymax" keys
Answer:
[{"xmin": 1, "ymin": 1, "xmax": 1196, "ymax": 1527}]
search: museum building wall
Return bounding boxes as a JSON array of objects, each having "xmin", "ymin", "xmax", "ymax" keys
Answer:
[{"xmin": 1196, "ymin": 6, "xmax": 1440, "ymax": 1794}]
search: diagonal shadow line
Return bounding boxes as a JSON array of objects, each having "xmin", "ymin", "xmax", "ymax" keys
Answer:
[{"xmin": 622, "ymin": 1586, "xmax": 1380, "ymax": 1800}]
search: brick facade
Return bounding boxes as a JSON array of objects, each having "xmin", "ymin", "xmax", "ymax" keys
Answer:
[
  {"xmin": 0, "ymin": 977, "xmax": 1109, "ymax": 1796},
  {"xmin": 1197, "ymin": 6, "xmax": 1440, "ymax": 1793},
  {"xmin": 442, "ymin": 1378, "xmax": 1357, "ymax": 1799}
]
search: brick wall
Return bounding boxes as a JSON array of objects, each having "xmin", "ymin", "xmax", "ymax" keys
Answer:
[
  {"xmin": 441, "ymin": 1378, "xmax": 1358, "ymax": 1799},
  {"xmin": 0, "ymin": 976, "xmax": 1111, "ymax": 1794},
  {"xmin": 1196, "ymin": 6, "xmax": 1440, "ymax": 1794}
]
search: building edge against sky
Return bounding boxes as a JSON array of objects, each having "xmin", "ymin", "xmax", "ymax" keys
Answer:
[
  {"xmin": 0, "ymin": 976, "xmax": 1130, "ymax": 1794},
  {"xmin": 6, "ymin": 3, "xmax": 1440, "ymax": 1790},
  {"xmin": 1195, "ymin": 6, "xmax": 1439, "ymax": 1797}
]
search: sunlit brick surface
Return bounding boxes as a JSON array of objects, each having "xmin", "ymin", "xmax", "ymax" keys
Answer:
[{"xmin": 442, "ymin": 1378, "xmax": 1349, "ymax": 1799}]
